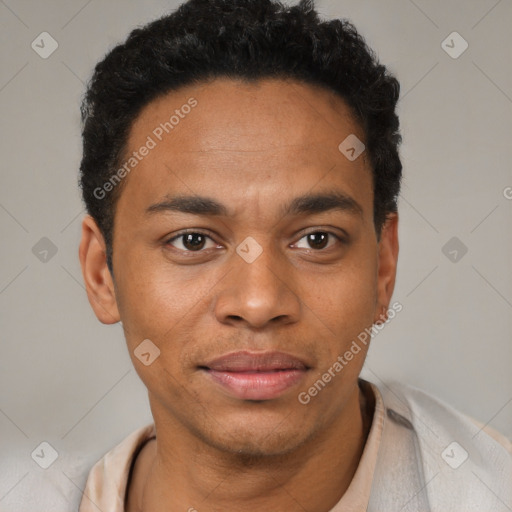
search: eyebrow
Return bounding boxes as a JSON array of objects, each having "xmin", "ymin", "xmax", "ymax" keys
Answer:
[{"xmin": 145, "ymin": 191, "xmax": 363, "ymax": 219}]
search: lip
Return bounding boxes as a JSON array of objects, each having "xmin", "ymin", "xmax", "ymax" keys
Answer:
[{"xmin": 200, "ymin": 351, "xmax": 310, "ymax": 401}]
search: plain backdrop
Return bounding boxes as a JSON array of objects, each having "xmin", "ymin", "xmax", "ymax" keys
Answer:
[{"xmin": 1, "ymin": 0, "xmax": 511, "ymax": 506}]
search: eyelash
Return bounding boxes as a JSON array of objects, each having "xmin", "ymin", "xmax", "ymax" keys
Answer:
[{"xmin": 164, "ymin": 229, "xmax": 347, "ymax": 254}]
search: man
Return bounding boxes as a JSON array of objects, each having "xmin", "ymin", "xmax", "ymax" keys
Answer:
[{"xmin": 76, "ymin": 0, "xmax": 511, "ymax": 510}]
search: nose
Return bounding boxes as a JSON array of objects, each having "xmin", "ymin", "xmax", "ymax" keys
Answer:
[{"xmin": 213, "ymin": 241, "xmax": 301, "ymax": 330}]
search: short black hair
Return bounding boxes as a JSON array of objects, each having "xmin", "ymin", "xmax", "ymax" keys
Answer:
[{"xmin": 79, "ymin": 0, "xmax": 402, "ymax": 274}]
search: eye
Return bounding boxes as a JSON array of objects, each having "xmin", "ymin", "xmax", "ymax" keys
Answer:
[
  {"xmin": 164, "ymin": 229, "xmax": 347, "ymax": 254},
  {"xmin": 295, "ymin": 231, "xmax": 344, "ymax": 251},
  {"xmin": 165, "ymin": 231, "xmax": 218, "ymax": 252}
]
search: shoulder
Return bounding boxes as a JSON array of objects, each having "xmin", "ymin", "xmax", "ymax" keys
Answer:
[
  {"xmin": 380, "ymin": 380, "xmax": 511, "ymax": 453},
  {"xmin": 0, "ymin": 448, "xmax": 98, "ymax": 512},
  {"xmin": 0, "ymin": 423, "xmax": 156, "ymax": 512},
  {"xmin": 372, "ymin": 379, "xmax": 512, "ymax": 511},
  {"xmin": 79, "ymin": 422, "xmax": 156, "ymax": 511}
]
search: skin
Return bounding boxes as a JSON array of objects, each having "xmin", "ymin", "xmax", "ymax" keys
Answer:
[{"xmin": 79, "ymin": 78, "xmax": 399, "ymax": 512}]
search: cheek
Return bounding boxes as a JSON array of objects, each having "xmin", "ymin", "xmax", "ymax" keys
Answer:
[
  {"xmin": 115, "ymin": 252, "xmax": 179, "ymax": 323},
  {"xmin": 114, "ymin": 267, "xmax": 195, "ymax": 399},
  {"xmin": 306, "ymin": 254, "xmax": 378, "ymax": 338},
  {"xmin": 114, "ymin": 254, "xmax": 223, "ymax": 359}
]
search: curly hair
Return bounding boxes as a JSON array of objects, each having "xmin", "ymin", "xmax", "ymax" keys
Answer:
[{"xmin": 79, "ymin": 0, "xmax": 402, "ymax": 273}]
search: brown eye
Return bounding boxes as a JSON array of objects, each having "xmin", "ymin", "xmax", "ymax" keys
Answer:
[
  {"xmin": 181, "ymin": 233, "xmax": 206, "ymax": 251},
  {"xmin": 306, "ymin": 232, "xmax": 329, "ymax": 250},
  {"xmin": 295, "ymin": 231, "xmax": 341, "ymax": 251},
  {"xmin": 166, "ymin": 232, "xmax": 216, "ymax": 252}
]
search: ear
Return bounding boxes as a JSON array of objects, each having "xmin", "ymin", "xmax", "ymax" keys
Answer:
[
  {"xmin": 78, "ymin": 215, "xmax": 120, "ymax": 324},
  {"xmin": 373, "ymin": 212, "xmax": 399, "ymax": 324}
]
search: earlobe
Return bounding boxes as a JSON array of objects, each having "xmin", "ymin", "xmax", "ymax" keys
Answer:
[
  {"xmin": 78, "ymin": 215, "xmax": 120, "ymax": 324},
  {"xmin": 374, "ymin": 213, "xmax": 399, "ymax": 324}
]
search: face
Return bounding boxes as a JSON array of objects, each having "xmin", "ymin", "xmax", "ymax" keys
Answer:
[{"xmin": 80, "ymin": 78, "xmax": 398, "ymax": 458}]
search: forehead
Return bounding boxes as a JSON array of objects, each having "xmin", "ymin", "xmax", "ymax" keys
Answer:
[
  {"xmin": 116, "ymin": 78, "xmax": 372, "ymax": 220},
  {"xmin": 130, "ymin": 78, "xmax": 364, "ymax": 152}
]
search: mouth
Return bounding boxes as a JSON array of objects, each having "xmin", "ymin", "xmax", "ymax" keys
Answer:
[{"xmin": 199, "ymin": 351, "xmax": 311, "ymax": 401}]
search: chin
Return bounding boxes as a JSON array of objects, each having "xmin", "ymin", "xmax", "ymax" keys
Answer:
[
  {"xmin": 199, "ymin": 421, "xmax": 315, "ymax": 463},
  {"xmin": 214, "ymin": 437, "xmax": 299, "ymax": 462}
]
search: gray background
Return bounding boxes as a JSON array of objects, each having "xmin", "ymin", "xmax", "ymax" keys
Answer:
[{"xmin": 1, "ymin": 0, "xmax": 511, "ymax": 507}]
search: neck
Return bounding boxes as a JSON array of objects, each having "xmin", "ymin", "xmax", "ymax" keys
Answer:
[{"xmin": 133, "ymin": 382, "xmax": 373, "ymax": 512}]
